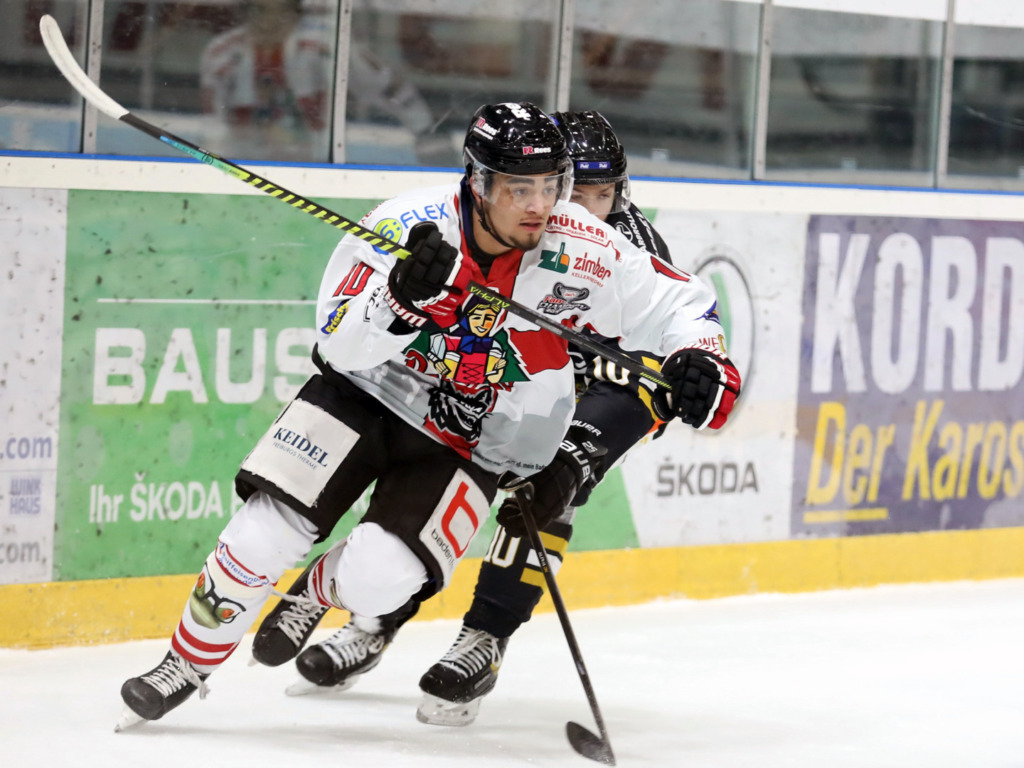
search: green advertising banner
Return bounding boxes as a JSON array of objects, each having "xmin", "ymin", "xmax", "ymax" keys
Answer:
[
  {"xmin": 56, "ymin": 190, "xmax": 369, "ymax": 580},
  {"xmin": 56, "ymin": 189, "xmax": 640, "ymax": 581}
]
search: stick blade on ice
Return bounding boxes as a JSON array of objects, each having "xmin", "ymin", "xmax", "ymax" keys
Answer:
[{"xmin": 566, "ymin": 721, "xmax": 616, "ymax": 765}]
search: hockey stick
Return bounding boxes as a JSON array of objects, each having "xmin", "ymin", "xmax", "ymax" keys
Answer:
[
  {"xmin": 39, "ymin": 14, "xmax": 670, "ymax": 391},
  {"xmin": 517, "ymin": 488, "xmax": 616, "ymax": 766}
]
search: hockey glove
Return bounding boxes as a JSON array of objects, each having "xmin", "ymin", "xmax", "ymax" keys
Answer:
[
  {"xmin": 496, "ymin": 427, "xmax": 607, "ymax": 538},
  {"xmin": 654, "ymin": 348, "xmax": 741, "ymax": 430},
  {"xmin": 385, "ymin": 221, "xmax": 469, "ymax": 330}
]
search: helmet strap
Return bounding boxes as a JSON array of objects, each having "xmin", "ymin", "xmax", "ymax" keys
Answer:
[{"xmin": 471, "ymin": 190, "xmax": 518, "ymax": 253}]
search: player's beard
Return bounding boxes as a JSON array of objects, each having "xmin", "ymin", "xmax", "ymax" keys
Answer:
[{"xmin": 508, "ymin": 230, "xmax": 543, "ymax": 251}]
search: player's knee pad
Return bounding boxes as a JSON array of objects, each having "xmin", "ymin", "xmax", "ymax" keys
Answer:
[
  {"xmin": 313, "ymin": 522, "xmax": 429, "ymax": 617},
  {"xmin": 175, "ymin": 493, "xmax": 319, "ymax": 669},
  {"xmin": 218, "ymin": 491, "xmax": 318, "ymax": 581}
]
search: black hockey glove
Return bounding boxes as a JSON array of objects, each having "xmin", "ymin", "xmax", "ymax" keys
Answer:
[
  {"xmin": 385, "ymin": 222, "xmax": 469, "ymax": 330},
  {"xmin": 654, "ymin": 348, "xmax": 741, "ymax": 430},
  {"xmin": 496, "ymin": 427, "xmax": 607, "ymax": 538}
]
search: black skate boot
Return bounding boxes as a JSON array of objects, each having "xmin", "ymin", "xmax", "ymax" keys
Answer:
[
  {"xmin": 117, "ymin": 652, "xmax": 209, "ymax": 730},
  {"xmin": 251, "ymin": 560, "xmax": 328, "ymax": 667},
  {"xmin": 416, "ymin": 625, "xmax": 509, "ymax": 726},
  {"xmin": 290, "ymin": 598, "xmax": 420, "ymax": 695}
]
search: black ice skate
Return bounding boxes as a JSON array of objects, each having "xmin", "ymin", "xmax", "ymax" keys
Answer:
[
  {"xmin": 251, "ymin": 560, "xmax": 328, "ymax": 667},
  {"xmin": 417, "ymin": 625, "xmax": 509, "ymax": 726},
  {"xmin": 116, "ymin": 651, "xmax": 209, "ymax": 731},
  {"xmin": 286, "ymin": 621, "xmax": 388, "ymax": 695},
  {"xmin": 287, "ymin": 599, "xmax": 420, "ymax": 696}
]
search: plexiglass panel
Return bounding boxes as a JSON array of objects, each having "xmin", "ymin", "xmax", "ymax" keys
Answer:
[
  {"xmin": 344, "ymin": 0, "xmax": 559, "ymax": 167},
  {"xmin": 947, "ymin": 4, "xmax": 1024, "ymax": 189},
  {"xmin": 0, "ymin": 1, "xmax": 89, "ymax": 153},
  {"xmin": 94, "ymin": 0, "xmax": 340, "ymax": 162},
  {"xmin": 765, "ymin": 3, "xmax": 943, "ymax": 184},
  {"xmin": 571, "ymin": 0, "xmax": 762, "ymax": 179}
]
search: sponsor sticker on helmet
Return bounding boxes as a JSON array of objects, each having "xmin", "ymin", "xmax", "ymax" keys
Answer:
[{"xmin": 474, "ymin": 118, "xmax": 497, "ymax": 137}]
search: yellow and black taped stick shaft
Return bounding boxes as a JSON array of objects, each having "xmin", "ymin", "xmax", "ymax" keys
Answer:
[
  {"xmin": 119, "ymin": 114, "xmax": 411, "ymax": 258},
  {"xmin": 40, "ymin": 14, "xmax": 670, "ymax": 390},
  {"xmin": 124, "ymin": 113, "xmax": 671, "ymax": 389}
]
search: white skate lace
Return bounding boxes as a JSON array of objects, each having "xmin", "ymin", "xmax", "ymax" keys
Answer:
[
  {"xmin": 437, "ymin": 627, "xmax": 502, "ymax": 678},
  {"xmin": 143, "ymin": 654, "xmax": 209, "ymax": 700},
  {"xmin": 320, "ymin": 622, "xmax": 387, "ymax": 669},
  {"xmin": 276, "ymin": 597, "xmax": 328, "ymax": 648}
]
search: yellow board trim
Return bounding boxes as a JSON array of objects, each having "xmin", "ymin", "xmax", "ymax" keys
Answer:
[{"xmin": 3, "ymin": 527, "xmax": 1024, "ymax": 649}]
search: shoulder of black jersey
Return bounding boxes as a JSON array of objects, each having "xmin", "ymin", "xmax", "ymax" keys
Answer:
[{"xmin": 607, "ymin": 203, "xmax": 673, "ymax": 265}]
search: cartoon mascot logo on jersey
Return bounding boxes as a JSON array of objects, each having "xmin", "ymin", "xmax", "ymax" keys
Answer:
[{"xmin": 403, "ymin": 296, "xmax": 529, "ymax": 457}]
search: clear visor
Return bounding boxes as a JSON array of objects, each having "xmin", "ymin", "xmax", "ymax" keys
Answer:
[
  {"xmin": 569, "ymin": 175, "xmax": 631, "ymax": 217},
  {"xmin": 470, "ymin": 158, "xmax": 574, "ymax": 211}
]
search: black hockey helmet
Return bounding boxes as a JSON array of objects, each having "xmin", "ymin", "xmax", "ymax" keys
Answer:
[
  {"xmin": 551, "ymin": 110, "xmax": 630, "ymax": 213},
  {"xmin": 463, "ymin": 102, "xmax": 572, "ymax": 201}
]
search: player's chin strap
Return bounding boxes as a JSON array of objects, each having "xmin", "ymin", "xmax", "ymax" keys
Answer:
[{"xmin": 470, "ymin": 188, "xmax": 519, "ymax": 252}]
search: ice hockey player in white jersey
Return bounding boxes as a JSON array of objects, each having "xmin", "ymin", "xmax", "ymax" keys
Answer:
[
  {"xmin": 255, "ymin": 110, "xmax": 690, "ymax": 725},
  {"xmin": 117, "ymin": 101, "xmax": 740, "ymax": 730}
]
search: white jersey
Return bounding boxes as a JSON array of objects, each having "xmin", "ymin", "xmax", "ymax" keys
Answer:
[
  {"xmin": 315, "ymin": 181, "xmax": 726, "ymax": 476},
  {"xmin": 200, "ymin": 22, "xmax": 330, "ymax": 123}
]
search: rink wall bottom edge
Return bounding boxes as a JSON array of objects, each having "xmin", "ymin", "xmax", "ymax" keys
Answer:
[{"xmin": 3, "ymin": 526, "xmax": 1023, "ymax": 649}]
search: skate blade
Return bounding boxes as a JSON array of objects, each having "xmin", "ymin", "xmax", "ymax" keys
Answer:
[
  {"xmin": 113, "ymin": 706, "xmax": 145, "ymax": 732},
  {"xmin": 415, "ymin": 693, "xmax": 481, "ymax": 727},
  {"xmin": 285, "ymin": 676, "xmax": 357, "ymax": 697}
]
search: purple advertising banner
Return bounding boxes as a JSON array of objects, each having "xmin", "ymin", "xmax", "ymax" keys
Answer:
[{"xmin": 793, "ymin": 215, "xmax": 1024, "ymax": 537}]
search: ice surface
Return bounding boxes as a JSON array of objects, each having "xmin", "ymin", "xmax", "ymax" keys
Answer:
[{"xmin": 3, "ymin": 579, "xmax": 1023, "ymax": 767}]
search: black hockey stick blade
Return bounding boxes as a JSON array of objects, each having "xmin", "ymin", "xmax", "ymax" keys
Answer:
[{"xmin": 567, "ymin": 721, "xmax": 616, "ymax": 765}]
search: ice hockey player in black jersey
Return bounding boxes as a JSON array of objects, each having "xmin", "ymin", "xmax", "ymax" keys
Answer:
[
  {"xmin": 258, "ymin": 110, "xmax": 695, "ymax": 726},
  {"xmin": 118, "ymin": 101, "xmax": 738, "ymax": 731}
]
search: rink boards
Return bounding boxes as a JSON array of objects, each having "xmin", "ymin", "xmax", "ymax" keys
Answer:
[{"xmin": 1, "ymin": 156, "xmax": 1023, "ymax": 647}]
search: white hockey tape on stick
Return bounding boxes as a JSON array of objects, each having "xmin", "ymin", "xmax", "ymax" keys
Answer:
[{"xmin": 39, "ymin": 15, "xmax": 128, "ymax": 121}]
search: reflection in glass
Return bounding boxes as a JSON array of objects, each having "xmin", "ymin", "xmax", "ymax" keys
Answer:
[
  {"xmin": 0, "ymin": 0, "xmax": 88, "ymax": 153},
  {"xmin": 94, "ymin": 0, "xmax": 339, "ymax": 162},
  {"xmin": 346, "ymin": 1, "xmax": 559, "ymax": 167},
  {"xmin": 948, "ymin": 22, "xmax": 1024, "ymax": 187},
  {"xmin": 571, "ymin": 0, "xmax": 761, "ymax": 179},
  {"xmin": 766, "ymin": 8, "xmax": 943, "ymax": 184}
]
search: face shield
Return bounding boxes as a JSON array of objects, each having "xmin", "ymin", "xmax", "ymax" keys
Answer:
[
  {"xmin": 569, "ymin": 161, "xmax": 631, "ymax": 217},
  {"xmin": 469, "ymin": 154, "xmax": 574, "ymax": 211}
]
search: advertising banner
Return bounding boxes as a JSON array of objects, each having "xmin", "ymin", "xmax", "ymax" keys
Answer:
[
  {"xmin": 792, "ymin": 215, "xmax": 1024, "ymax": 536},
  {"xmin": 6, "ymin": 184, "xmax": 1021, "ymax": 585},
  {"xmin": 0, "ymin": 189, "xmax": 66, "ymax": 584},
  {"xmin": 54, "ymin": 190, "xmax": 375, "ymax": 580},
  {"xmin": 619, "ymin": 210, "xmax": 806, "ymax": 546}
]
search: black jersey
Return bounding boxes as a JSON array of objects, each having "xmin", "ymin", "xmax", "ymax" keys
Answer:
[{"xmin": 569, "ymin": 202, "xmax": 675, "ymax": 505}]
